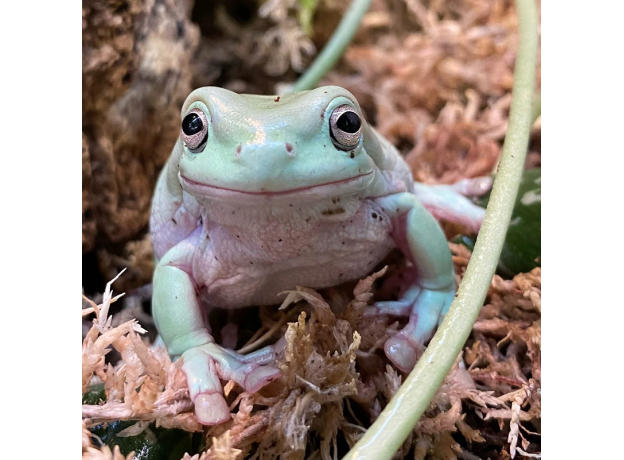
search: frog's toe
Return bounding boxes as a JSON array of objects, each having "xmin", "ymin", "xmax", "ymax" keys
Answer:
[
  {"xmin": 181, "ymin": 350, "xmax": 230, "ymax": 425},
  {"xmin": 364, "ymin": 300, "xmax": 412, "ymax": 317},
  {"xmin": 382, "ymin": 286, "xmax": 454, "ymax": 372},
  {"xmin": 194, "ymin": 393, "xmax": 231, "ymax": 425},
  {"xmin": 212, "ymin": 348, "xmax": 282, "ymax": 393},
  {"xmin": 384, "ymin": 335, "xmax": 421, "ymax": 373},
  {"xmin": 234, "ymin": 342, "xmax": 284, "ymax": 365},
  {"xmin": 244, "ymin": 366, "xmax": 282, "ymax": 394},
  {"xmin": 451, "ymin": 176, "xmax": 493, "ymax": 197},
  {"xmin": 365, "ymin": 284, "xmax": 422, "ymax": 317}
]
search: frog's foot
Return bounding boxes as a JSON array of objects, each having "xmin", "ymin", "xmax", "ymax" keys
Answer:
[
  {"xmin": 181, "ymin": 343, "xmax": 282, "ymax": 425},
  {"xmin": 414, "ymin": 177, "xmax": 492, "ymax": 233},
  {"xmin": 370, "ymin": 284, "xmax": 455, "ymax": 373}
]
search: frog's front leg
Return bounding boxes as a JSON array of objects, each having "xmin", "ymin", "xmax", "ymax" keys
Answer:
[
  {"xmin": 152, "ymin": 231, "xmax": 281, "ymax": 425},
  {"xmin": 370, "ymin": 193, "xmax": 456, "ymax": 372}
]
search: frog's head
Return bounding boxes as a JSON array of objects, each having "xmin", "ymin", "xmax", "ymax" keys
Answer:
[{"xmin": 176, "ymin": 86, "xmax": 386, "ymax": 205}]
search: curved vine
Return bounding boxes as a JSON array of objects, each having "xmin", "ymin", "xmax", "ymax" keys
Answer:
[{"xmin": 340, "ymin": 0, "xmax": 539, "ymax": 458}]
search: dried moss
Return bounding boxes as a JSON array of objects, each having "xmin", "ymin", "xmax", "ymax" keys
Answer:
[{"xmin": 83, "ymin": 245, "xmax": 541, "ymax": 459}]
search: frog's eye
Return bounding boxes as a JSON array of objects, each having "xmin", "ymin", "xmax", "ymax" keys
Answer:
[
  {"xmin": 329, "ymin": 104, "xmax": 362, "ymax": 151},
  {"xmin": 181, "ymin": 108, "xmax": 208, "ymax": 152}
]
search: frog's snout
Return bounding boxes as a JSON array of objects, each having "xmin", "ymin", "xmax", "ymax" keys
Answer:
[{"xmin": 233, "ymin": 140, "xmax": 298, "ymax": 161}]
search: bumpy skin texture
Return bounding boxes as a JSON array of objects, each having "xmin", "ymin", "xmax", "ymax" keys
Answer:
[{"xmin": 150, "ymin": 86, "xmax": 487, "ymax": 425}]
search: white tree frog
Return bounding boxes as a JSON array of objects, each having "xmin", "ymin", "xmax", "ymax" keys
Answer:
[{"xmin": 150, "ymin": 86, "xmax": 490, "ymax": 425}]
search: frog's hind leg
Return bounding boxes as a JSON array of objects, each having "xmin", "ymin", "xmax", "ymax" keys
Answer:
[{"xmin": 413, "ymin": 176, "xmax": 492, "ymax": 233}]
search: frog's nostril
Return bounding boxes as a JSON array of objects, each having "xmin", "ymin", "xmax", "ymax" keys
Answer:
[{"xmin": 235, "ymin": 142, "xmax": 295, "ymax": 158}]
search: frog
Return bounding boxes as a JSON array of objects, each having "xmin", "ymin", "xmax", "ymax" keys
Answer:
[{"xmin": 150, "ymin": 85, "xmax": 491, "ymax": 425}]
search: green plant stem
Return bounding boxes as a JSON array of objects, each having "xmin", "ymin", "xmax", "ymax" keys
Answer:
[
  {"xmin": 532, "ymin": 92, "xmax": 541, "ymax": 123},
  {"xmin": 292, "ymin": 0, "xmax": 372, "ymax": 92},
  {"xmin": 340, "ymin": 1, "xmax": 538, "ymax": 459}
]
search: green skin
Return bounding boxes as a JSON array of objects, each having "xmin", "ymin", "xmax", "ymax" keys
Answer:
[{"xmin": 150, "ymin": 86, "xmax": 490, "ymax": 425}]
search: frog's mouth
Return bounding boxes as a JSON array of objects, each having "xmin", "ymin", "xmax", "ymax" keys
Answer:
[{"xmin": 179, "ymin": 171, "xmax": 374, "ymax": 203}]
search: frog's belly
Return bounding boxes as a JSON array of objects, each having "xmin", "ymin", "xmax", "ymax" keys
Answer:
[
  {"xmin": 206, "ymin": 244, "xmax": 393, "ymax": 308},
  {"xmin": 193, "ymin": 203, "xmax": 395, "ymax": 309}
]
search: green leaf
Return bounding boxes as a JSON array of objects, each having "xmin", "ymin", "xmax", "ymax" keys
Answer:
[
  {"xmin": 82, "ymin": 383, "xmax": 106, "ymax": 405},
  {"xmin": 89, "ymin": 421, "xmax": 195, "ymax": 460},
  {"xmin": 454, "ymin": 168, "xmax": 541, "ymax": 278}
]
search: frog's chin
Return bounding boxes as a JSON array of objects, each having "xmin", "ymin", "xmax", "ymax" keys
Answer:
[{"xmin": 179, "ymin": 171, "xmax": 374, "ymax": 205}]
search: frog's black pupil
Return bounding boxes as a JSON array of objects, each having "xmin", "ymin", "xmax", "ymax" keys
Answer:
[
  {"xmin": 182, "ymin": 113, "xmax": 203, "ymax": 135},
  {"xmin": 336, "ymin": 112, "xmax": 361, "ymax": 133}
]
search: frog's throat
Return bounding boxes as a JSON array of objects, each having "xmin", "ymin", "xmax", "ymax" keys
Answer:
[{"xmin": 179, "ymin": 170, "xmax": 374, "ymax": 203}]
